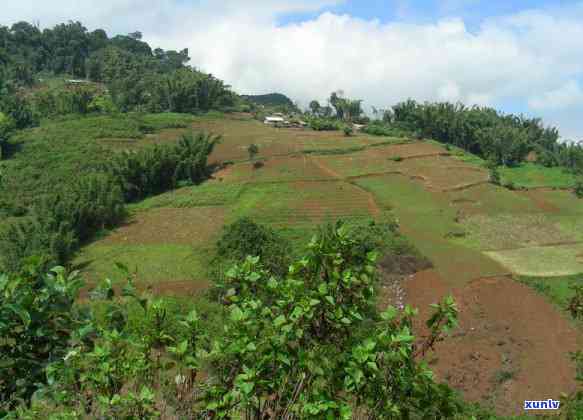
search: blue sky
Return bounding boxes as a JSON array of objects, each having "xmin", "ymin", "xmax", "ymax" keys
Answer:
[
  {"xmin": 3, "ymin": 0, "xmax": 583, "ymax": 138},
  {"xmin": 279, "ymin": 1, "xmax": 574, "ymax": 27}
]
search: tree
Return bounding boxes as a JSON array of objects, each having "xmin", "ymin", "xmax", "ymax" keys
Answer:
[
  {"xmin": 575, "ymin": 177, "xmax": 583, "ymax": 199},
  {"xmin": 309, "ymin": 100, "xmax": 321, "ymax": 116},
  {"xmin": 0, "ymin": 111, "xmax": 14, "ymax": 159},
  {"xmin": 247, "ymin": 143, "xmax": 259, "ymax": 163}
]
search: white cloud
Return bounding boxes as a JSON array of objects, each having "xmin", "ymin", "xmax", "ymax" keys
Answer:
[
  {"xmin": 3, "ymin": 1, "xmax": 583, "ymax": 138},
  {"xmin": 529, "ymin": 80, "xmax": 583, "ymax": 111}
]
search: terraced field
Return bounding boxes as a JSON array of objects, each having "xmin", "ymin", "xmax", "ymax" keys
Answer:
[
  {"xmin": 74, "ymin": 113, "xmax": 583, "ymax": 414},
  {"xmin": 76, "ymin": 113, "xmax": 583, "ymax": 285}
]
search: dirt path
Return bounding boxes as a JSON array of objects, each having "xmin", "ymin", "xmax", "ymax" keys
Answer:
[
  {"xmin": 439, "ymin": 180, "xmax": 491, "ymax": 192},
  {"xmin": 400, "ymin": 270, "xmax": 582, "ymax": 416}
]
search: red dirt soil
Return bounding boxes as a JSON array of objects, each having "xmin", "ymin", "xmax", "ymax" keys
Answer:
[
  {"xmin": 402, "ymin": 270, "xmax": 582, "ymax": 416},
  {"xmin": 518, "ymin": 189, "xmax": 561, "ymax": 213}
]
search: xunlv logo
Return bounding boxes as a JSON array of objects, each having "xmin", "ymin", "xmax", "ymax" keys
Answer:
[{"xmin": 524, "ymin": 399, "xmax": 560, "ymax": 410}]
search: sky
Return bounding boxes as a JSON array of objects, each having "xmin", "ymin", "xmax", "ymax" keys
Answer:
[{"xmin": 2, "ymin": 0, "xmax": 583, "ymax": 139}]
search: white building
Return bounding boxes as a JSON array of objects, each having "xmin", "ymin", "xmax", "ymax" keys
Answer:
[{"xmin": 264, "ymin": 116, "xmax": 285, "ymax": 125}]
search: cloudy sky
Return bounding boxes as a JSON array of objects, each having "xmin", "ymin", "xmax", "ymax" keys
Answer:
[{"xmin": 2, "ymin": 0, "xmax": 583, "ymax": 138}]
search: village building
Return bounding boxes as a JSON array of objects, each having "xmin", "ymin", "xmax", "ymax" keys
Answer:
[{"xmin": 264, "ymin": 116, "xmax": 285, "ymax": 125}]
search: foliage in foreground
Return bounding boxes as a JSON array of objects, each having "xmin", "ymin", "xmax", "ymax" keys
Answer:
[
  {"xmin": 2, "ymin": 222, "xmax": 471, "ymax": 419},
  {"xmin": 204, "ymin": 222, "xmax": 462, "ymax": 419}
]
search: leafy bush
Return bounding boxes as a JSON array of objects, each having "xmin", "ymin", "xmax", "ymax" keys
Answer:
[
  {"xmin": 343, "ymin": 125, "xmax": 353, "ymax": 136},
  {"xmin": 203, "ymin": 221, "xmax": 461, "ymax": 418},
  {"xmin": 247, "ymin": 143, "xmax": 258, "ymax": 161},
  {"xmin": 1, "ymin": 222, "xmax": 490, "ymax": 418},
  {"xmin": 361, "ymin": 122, "xmax": 411, "ymax": 138},
  {"xmin": 29, "ymin": 85, "xmax": 104, "ymax": 120},
  {"xmin": 308, "ymin": 117, "xmax": 342, "ymax": 131},
  {"xmin": 575, "ymin": 177, "xmax": 583, "ymax": 198},
  {"xmin": 568, "ymin": 282, "xmax": 583, "ymax": 320},
  {"xmin": 0, "ymin": 111, "xmax": 15, "ymax": 159},
  {"xmin": 0, "ymin": 266, "xmax": 83, "ymax": 411},
  {"xmin": 211, "ymin": 218, "xmax": 292, "ymax": 289},
  {"xmin": 488, "ymin": 163, "xmax": 501, "ymax": 186}
]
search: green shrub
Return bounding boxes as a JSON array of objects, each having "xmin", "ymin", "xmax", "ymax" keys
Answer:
[
  {"xmin": 362, "ymin": 122, "xmax": 411, "ymax": 138},
  {"xmin": 309, "ymin": 117, "xmax": 342, "ymax": 131},
  {"xmin": 343, "ymin": 125, "xmax": 353, "ymax": 137},
  {"xmin": 0, "ymin": 266, "xmax": 83, "ymax": 411},
  {"xmin": 488, "ymin": 164, "xmax": 501, "ymax": 186},
  {"xmin": 568, "ymin": 282, "xmax": 583, "ymax": 320},
  {"xmin": 202, "ymin": 221, "xmax": 461, "ymax": 418},
  {"xmin": 575, "ymin": 177, "xmax": 583, "ymax": 198},
  {"xmin": 109, "ymin": 132, "xmax": 220, "ymax": 202},
  {"xmin": 212, "ymin": 218, "xmax": 292, "ymax": 289}
]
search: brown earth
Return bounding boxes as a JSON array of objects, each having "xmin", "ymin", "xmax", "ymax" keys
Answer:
[
  {"xmin": 518, "ymin": 189, "xmax": 561, "ymax": 213},
  {"xmin": 400, "ymin": 270, "xmax": 582, "ymax": 416},
  {"xmin": 361, "ymin": 142, "xmax": 448, "ymax": 160},
  {"xmin": 397, "ymin": 155, "xmax": 490, "ymax": 192}
]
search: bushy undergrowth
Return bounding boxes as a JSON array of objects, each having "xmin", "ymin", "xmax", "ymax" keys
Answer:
[
  {"xmin": 0, "ymin": 128, "xmax": 219, "ymax": 274},
  {"xmin": 2, "ymin": 222, "xmax": 471, "ymax": 419},
  {"xmin": 308, "ymin": 117, "xmax": 344, "ymax": 131},
  {"xmin": 210, "ymin": 218, "xmax": 292, "ymax": 292},
  {"xmin": 361, "ymin": 121, "xmax": 411, "ymax": 138}
]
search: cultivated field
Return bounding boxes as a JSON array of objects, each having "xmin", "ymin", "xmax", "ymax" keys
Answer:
[{"xmin": 74, "ymin": 113, "xmax": 583, "ymax": 414}]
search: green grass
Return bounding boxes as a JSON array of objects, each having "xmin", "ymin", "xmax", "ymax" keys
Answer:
[
  {"xmin": 456, "ymin": 213, "xmax": 576, "ymax": 250},
  {"xmin": 500, "ymin": 163, "xmax": 577, "ymax": 189},
  {"xmin": 485, "ymin": 243, "xmax": 583, "ymax": 276},
  {"xmin": 445, "ymin": 183, "xmax": 541, "ymax": 215},
  {"xmin": 532, "ymin": 189, "xmax": 583, "ymax": 213},
  {"xmin": 74, "ymin": 243, "xmax": 210, "ymax": 284},
  {"xmin": 128, "ymin": 181, "xmax": 245, "ymax": 212},
  {"xmin": 517, "ymin": 274, "xmax": 580, "ymax": 310},
  {"xmin": 355, "ymin": 174, "xmax": 508, "ymax": 285},
  {"xmin": 426, "ymin": 139, "xmax": 486, "ymax": 166}
]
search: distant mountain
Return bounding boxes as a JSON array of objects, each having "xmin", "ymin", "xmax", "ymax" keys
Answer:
[{"xmin": 242, "ymin": 93, "xmax": 294, "ymax": 108}]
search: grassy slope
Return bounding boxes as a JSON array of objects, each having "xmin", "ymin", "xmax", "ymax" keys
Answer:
[{"xmin": 8, "ymin": 113, "xmax": 571, "ymax": 289}]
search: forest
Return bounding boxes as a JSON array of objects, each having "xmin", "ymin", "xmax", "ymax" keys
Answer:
[{"xmin": 1, "ymin": 20, "xmax": 583, "ymax": 419}]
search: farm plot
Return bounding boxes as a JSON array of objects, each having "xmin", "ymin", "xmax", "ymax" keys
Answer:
[
  {"xmin": 456, "ymin": 213, "xmax": 577, "ymax": 250},
  {"xmin": 446, "ymin": 183, "xmax": 544, "ymax": 216},
  {"xmin": 233, "ymin": 180, "xmax": 379, "ymax": 228},
  {"xmin": 355, "ymin": 174, "xmax": 508, "ymax": 286},
  {"xmin": 398, "ymin": 155, "xmax": 489, "ymax": 192},
  {"xmin": 223, "ymin": 155, "xmax": 333, "ymax": 183},
  {"xmin": 74, "ymin": 207, "xmax": 226, "ymax": 285},
  {"xmin": 312, "ymin": 142, "xmax": 447, "ymax": 178},
  {"xmin": 129, "ymin": 181, "xmax": 245, "ymax": 211},
  {"xmin": 199, "ymin": 115, "xmax": 401, "ymax": 163},
  {"xmin": 485, "ymin": 243, "xmax": 583, "ymax": 276}
]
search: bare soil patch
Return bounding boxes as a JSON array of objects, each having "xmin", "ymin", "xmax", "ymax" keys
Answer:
[
  {"xmin": 517, "ymin": 189, "xmax": 561, "ymax": 213},
  {"xmin": 363, "ymin": 142, "xmax": 447, "ymax": 160},
  {"xmin": 100, "ymin": 207, "xmax": 226, "ymax": 246},
  {"xmin": 403, "ymin": 271, "xmax": 581, "ymax": 416},
  {"xmin": 398, "ymin": 155, "xmax": 489, "ymax": 192}
]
